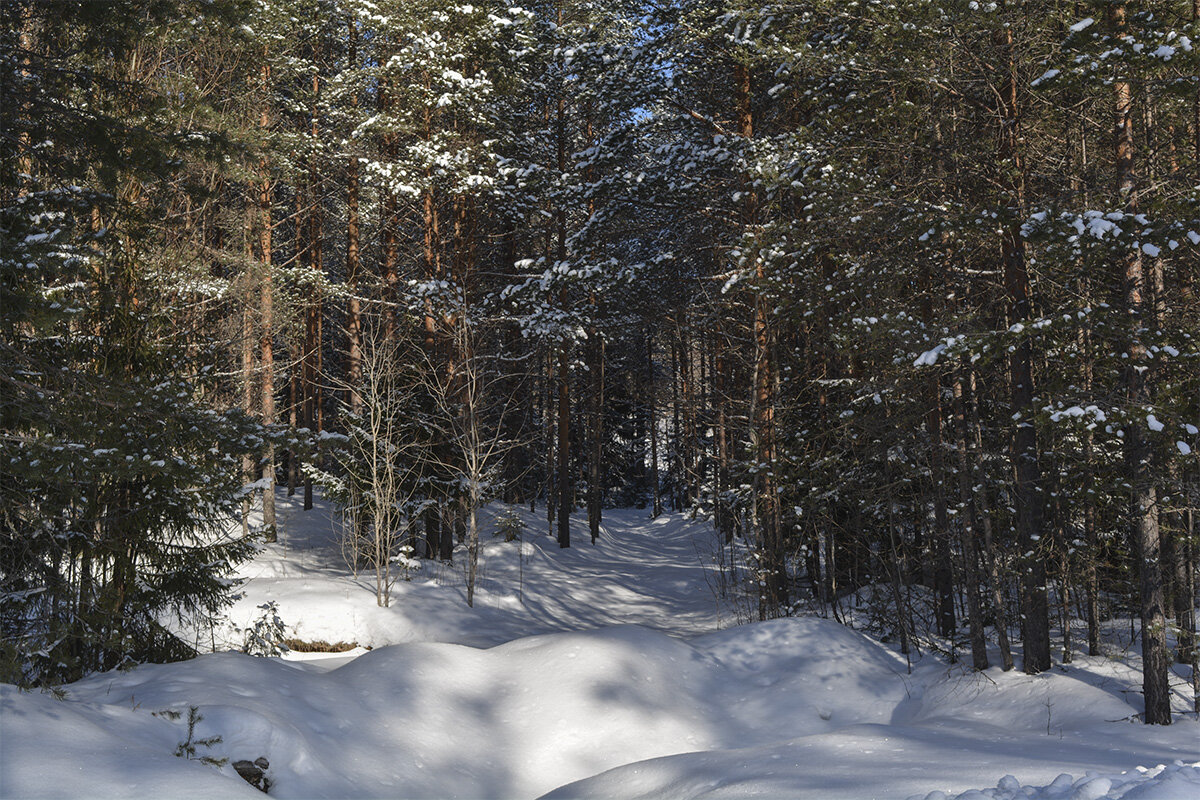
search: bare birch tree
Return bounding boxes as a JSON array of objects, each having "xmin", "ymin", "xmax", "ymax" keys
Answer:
[
  {"xmin": 421, "ymin": 293, "xmax": 520, "ymax": 608},
  {"xmin": 320, "ymin": 326, "xmax": 425, "ymax": 607}
]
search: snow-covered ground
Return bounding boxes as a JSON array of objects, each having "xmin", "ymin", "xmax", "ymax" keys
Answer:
[
  {"xmin": 2, "ymin": 491, "xmax": 1197, "ymax": 799},
  {"xmin": 213, "ymin": 496, "xmax": 731, "ymax": 650}
]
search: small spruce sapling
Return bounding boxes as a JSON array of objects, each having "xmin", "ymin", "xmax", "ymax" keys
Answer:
[
  {"xmin": 174, "ymin": 706, "xmax": 227, "ymax": 767},
  {"xmin": 242, "ymin": 601, "xmax": 289, "ymax": 657},
  {"xmin": 494, "ymin": 508, "xmax": 525, "ymax": 542}
]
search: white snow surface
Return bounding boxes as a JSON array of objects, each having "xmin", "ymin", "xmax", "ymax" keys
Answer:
[
  {"xmin": 910, "ymin": 762, "xmax": 1200, "ymax": 800},
  {"xmin": 2, "ymin": 491, "xmax": 1197, "ymax": 799}
]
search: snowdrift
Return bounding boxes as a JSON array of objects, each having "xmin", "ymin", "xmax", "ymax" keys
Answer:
[
  {"xmin": 2, "ymin": 497, "xmax": 1197, "ymax": 799},
  {"xmin": 4, "ymin": 618, "xmax": 1197, "ymax": 799}
]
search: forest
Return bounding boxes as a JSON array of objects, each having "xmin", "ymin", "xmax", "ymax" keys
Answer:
[{"xmin": 2, "ymin": 0, "xmax": 1199, "ymax": 783}]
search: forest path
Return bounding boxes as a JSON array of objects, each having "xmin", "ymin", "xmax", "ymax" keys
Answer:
[
  {"xmin": 228, "ymin": 493, "xmax": 739, "ymax": 652},
  {"xmin": 470, "ymin": 507, "xmax": 738, "ymax": 639}
]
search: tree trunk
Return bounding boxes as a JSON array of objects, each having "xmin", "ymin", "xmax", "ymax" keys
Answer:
[
  {"xmin": 545, "ymin": 348, "xmax": 556, "ymax": 534},
  {"xmin": 258, "ymin": 60, "xmax": 276, "ymax": 543},
  {"xmin": 715, "ymin": 333, "xmax": 733, "ymax": 543},
  {"xmin": 996, "ymin": 24, "xmax": 1048, "ymax": 673},
  {"xmin": 241, "ymin": 279, "xmax": 254, "ymax": 538},
  {"xmin": 422, "ymin": 186, "xmax": 439, "ymax": 354},
  {"xmin": 969, "ymin": 369, "xmax": 1014, "ymax": 670},
  {"xmin": 920, "ymin": 253, "xmax": 955, "ymax": 642},
  {"xmin": 648, "ymin": 334, "xmax": 661, "ymax": 518},
  {"xmin": 345, "ymin": 22, "xmax": 362, "ymax": 418},
  {"xmin": 669, "ymin": 331, "xmax": 681, "ymax": 511},
  {"xmin": 557, "ymin": 346, "xmax": 571, "ymax": 547},
  {"xmin": 735, "ymin": 59, "xmax": 786, "ymax": 617},
  {"xmin": 1081, "ymin": 300, "xmax": 1102, "ymax": 657},
  {"xmin": 1110, "ymin": 3, "xmax": 1170, "ymax": 724},
  {"xmin": 588, "ymin": 333, "xmax": 604, "ymax": 544},
  {"xmin": 380, "ymin": 79, "xmax": 398, "ymax": 343},
  {"xmin": 302, "ymin": 65, "xmax": 322, "ymax": 512},
  {"xmin": 1173, "ymin": 505, "xmax": 1196, "ymax": 666},
  {"xmin": 553, "ymin": 39, "xmax": 571, "ymax": 548},
  {"xmin": 953, "ymin": 371, "xmax": 989, "ymax": 670}
]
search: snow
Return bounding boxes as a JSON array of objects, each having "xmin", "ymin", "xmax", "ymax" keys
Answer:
[
  {"xmin": 913, "ymin": 762, "xmax": 1200, "ymax": 800},
  {"xmin": 915, "ymin": 342, "xmax": 947, "ymax": 366},
  {"xmin": 2, "ymin": 491, "xmax": 1197, "ymax": 799},
  {"xmin": 1050, "ymin": 405, "xmax": 1107, "ymax": 425},
  {"xmin": 1031, "ymin": 69, "xmax": 1059, "ymax": 87},
  {"xmin": 0, "ymin": 685, "xmax": 259, "ymax": 799},
  {"xmin": 219, "ymin": 500, "xmax": 725, "ymax": 648}
]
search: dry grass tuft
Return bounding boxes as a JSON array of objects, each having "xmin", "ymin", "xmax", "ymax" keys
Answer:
[{"xmin": 281, "ymin": 638, "xmax": 364, "ymax": 653}]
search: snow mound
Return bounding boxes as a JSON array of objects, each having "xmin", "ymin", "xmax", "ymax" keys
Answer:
[
  {"xmin": 541, "ymin": 737, "xmax": 1200, "ymax": 800},
  {"xmin": 5, "ymin": 617, "xmax": 1198, "ymax": 799},
  {"xmin": 909, "ymin": 761, "xmax": 1200, "ymax": 800},
  {"xmin": 895, "ymin": 662, "xmax": 1140, "ymax": 732},
  {"xmin": 47, "ymin": 626, "xmax": 719, "ymax": 799},
  {"xmin": 0, "ymin": 619, "xmax": 967, "ymax": 799},
  {"xmin": 0, "ymin": 684, "xmax": 260, "ymax": 799},
  {"xmin": 692, "ymin": 617, "xmax": 911, "ymax": 734}
]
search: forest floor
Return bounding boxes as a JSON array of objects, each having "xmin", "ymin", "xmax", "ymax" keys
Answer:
[{"xmin": 1, "ymin": 491, "xmax": 1198, "ymax": 799}]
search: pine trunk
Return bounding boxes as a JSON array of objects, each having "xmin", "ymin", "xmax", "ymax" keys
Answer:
[
  {"xmin": 1110, "ymin": 4, "xmax": 1170, "ymax": 723},
  {"xmin": 996, "ymin": 24, "xmax": 1048, "ymax": 673},
  {"xmin": 345, "ymin": 22, "xmax": 362, "ymax": 418},
  {"xmin": 648, "ymin": 334, "xmax": 661, "ymax": 518},
  {"xmin": 953, "ymin": 371, "xmax": 989, "ymax": 670},
  {"xmin": 557, "ymin": 346, "xmax": 571, "ymax": 548},
  {"xmin": 258, "ymin": 61, "xmax": 276, "ymax": 542}
]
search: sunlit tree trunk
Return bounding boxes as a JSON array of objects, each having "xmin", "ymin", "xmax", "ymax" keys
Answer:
[
  {"xmin": 258, "ymin": 59, "xmax": 276, "ymax": 542},
  {"xmin": 1109, "ymin": 3, "xmax": 1170, "ymax": 725}
]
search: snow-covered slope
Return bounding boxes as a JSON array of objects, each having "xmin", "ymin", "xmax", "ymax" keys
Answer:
[{"xmin": 1, "ymin": 492, "xmax": 1197, "ymax": 799}]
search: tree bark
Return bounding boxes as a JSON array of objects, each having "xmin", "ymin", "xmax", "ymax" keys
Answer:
[
  {"xmin": 380, "ymin": 79, "xmax": 398, "ymax": 343},
  {"xmin": 996, "ymin": 24, "xmax": 1048, "ymax": 673},
  {"xmin": 345, "ymin": 22, "xmax": 362, "ymax": 418},
  {"xmin": 1110, "ymin": 3, "xmax": 1170, "ymax": 724},
  {"xmin": 241, "ymin": 238, "xmax": 255, "ymax": 538},
  {"xmin": 258, "ymin": 60, "xmax": 276, "ymax": 542},
  {"xmin": 557, "ymin": 346, "xmax": 571, "ymax": 548},
  {"xmin": 648, "ymin": 334, "xmax": 661, "ymax": 518},
  {"xmin": 920, "ymin": 251, "xmax": 956, "ymax": 642},
  {"xmin": 969, "ymin": 368, "xmax": 1014, "ymax": 670},
  {"xmin": 734, "ymin": 59, "xmax": 786, "ymax": 617},
  {"xmin": 302, "ymin": 64, "xmax": 322, "ymax": 511},
  {"xmin": 715, "ymin": 332, "xmax": 733, "ymax": 542},
  {"xmin": 554, "ymin": 28, "xmax": 571, "ymax": 548},
  {"xmin": 588, "ymin": 331, "xmax": 604, "ymax": 544},
  {"xmin": 953, "ymin": 371, "xmax": 989, "ymax": 670}
]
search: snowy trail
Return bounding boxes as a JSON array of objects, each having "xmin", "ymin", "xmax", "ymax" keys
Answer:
[
  {"xmin": 479, "ymin": 509, "xmax": 730, "ymax": 637},
  {"xmin": 221, "ymin": 494, "xmax": 735, "ymax": 650}
]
